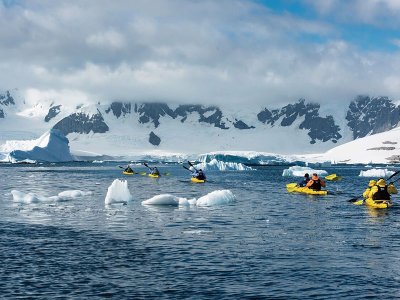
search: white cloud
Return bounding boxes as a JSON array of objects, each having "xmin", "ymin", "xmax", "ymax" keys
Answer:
[{"xmin": 0, "ymin": 0, "xmax": 400, "ymax": 108}]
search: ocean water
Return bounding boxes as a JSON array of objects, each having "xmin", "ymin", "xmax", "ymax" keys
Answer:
[{"xmin": 1, "ymin": 163, "xmax": 400, "ymax": 299}]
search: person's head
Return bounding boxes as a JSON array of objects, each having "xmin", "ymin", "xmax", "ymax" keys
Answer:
[
  {"xmin": 199, "ymin": 169, "xmax": 203, "ymax": 172},
  {"xmin": 312, "ymin": 173, "xmax": 318, "ymax": 180},
  {"xmin": 368, "ymin": 180, "xmax": 376, "ymax": 187},
  {"xmin": 377, "ymin": 178, "xmax": 386, "ymax": 187},
  {"xmin": 304, "ymin": 173, "xmax": 309, "ymax": 178}
]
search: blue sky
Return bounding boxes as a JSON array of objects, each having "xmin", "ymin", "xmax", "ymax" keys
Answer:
[{"xmin": 1, "ymin": 0, "xmax": 400, "ymax": 106}]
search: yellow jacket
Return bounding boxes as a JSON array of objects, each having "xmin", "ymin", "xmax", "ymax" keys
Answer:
[{"xmin": 363, "ymin": 187, "xmax": 371, "ymax": 199}]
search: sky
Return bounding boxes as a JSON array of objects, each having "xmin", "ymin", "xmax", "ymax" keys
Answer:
[{"xmin": 1, "ymin": 0, "xmax": 400, "ymax": 108}]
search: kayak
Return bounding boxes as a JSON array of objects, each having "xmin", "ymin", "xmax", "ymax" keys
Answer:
[
  {"xmin": 191, "ymin": 177, "xmax": 206, "ymax": 183},
  {"xmin": 325, "ymin": 174, "xmax": 342, "ymax": 181},
  {"xmin": 365, "ymin": 198, "xmax": 393, "ymax": 209},
  {"xmin": 149, "ymin": 174, "xmax": 160, "ymax": 178},
  {"xmin": 286, "ymin": 183, "xmax": 328, "ymax": 195},
  {"xmin": 123, "ymin": 171, "xmax": 135, "ymax": 175}
]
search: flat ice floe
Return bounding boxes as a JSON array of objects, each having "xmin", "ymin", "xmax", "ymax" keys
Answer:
[
  {"xmin": 105, "ymin": 179, "xmax": 133, "ymax": 205},
  {"xmin": 358, "ymin": 168, "xmax": 395, "ymax": 177},
  {"xmin": 142, "ymin": 189, "xmax": 235, "ymax": 207},
  {"xmin": 282, "ymin": 166, "xmax": 328, "ymax": 177},
  {"xmin": 11, "ymin": 189, "xmax": 92, "ymax": 204}
]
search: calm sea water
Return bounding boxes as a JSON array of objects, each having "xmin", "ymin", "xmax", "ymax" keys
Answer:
[{"xmin": 1, "ymin": 162, "xmax": 400, "ymax": 299}]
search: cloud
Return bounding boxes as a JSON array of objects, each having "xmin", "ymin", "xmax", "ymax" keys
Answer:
[{"xmin": 0, "ymin": 0, "xmax": 400, "ymax": 109}]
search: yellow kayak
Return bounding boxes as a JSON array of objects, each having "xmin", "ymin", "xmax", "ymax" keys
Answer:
[
  {"xmin": 148, "ymin": 174, "xmax": 160, "ymax": 178},
  {"xmin": 123, "ymin": 171, "xmax": 135, "ymax": 175},
  {"xmin": 365, "ymin": 198, "xmax": 393, "ymax": 209},
  {"xmin": 191, "ymin": 177, "xmax": 206, "ymax": 183},
  {"xmin": 325, "ymin": 174, "xmax": 342, "ymax": 181},
  {"xmin": 286, "ymin": 183, "xmax": 328, "ymax": 195}
]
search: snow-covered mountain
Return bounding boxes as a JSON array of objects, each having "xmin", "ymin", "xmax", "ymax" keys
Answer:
[{"xmin": 1, "ymin": 89, "xmax": 400, "ymax": 160}]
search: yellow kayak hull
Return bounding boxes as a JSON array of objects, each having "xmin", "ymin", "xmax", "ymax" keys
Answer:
[
  {"xmin": 148, "ymin": 174, "xmax": 160, "ymax": 178},
  {"xmin": 325, "ymin": 174, "xmax": 342, "ymax": 181},
  {"xmin": 123, "ymin": 171, "xmax": 135, "ymax": 175},
  {"xmin": 286, "ymin": 183, "xmax": 328, "ymax": 195},
  {"xmin": 365, "ymin": 198, "xmax": 393, "ymax": 209},
  {"xmin": 191, "ymin": 177, "xmax": 205, "ymax": 183}
]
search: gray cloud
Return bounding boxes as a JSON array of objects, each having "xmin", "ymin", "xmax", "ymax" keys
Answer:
[{"xmin": 1, "ymin": 0, "xmax": 400, "ymax": 108}]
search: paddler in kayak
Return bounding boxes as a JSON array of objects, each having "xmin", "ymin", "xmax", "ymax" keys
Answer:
[
  {"xmin": 192, "ymin": 169, "xmax": 206, "ymax": 181},
  {"xmin": 150, "ymin": 166, "xmax": 161, "ymax": 177},
  {"xmin": 298, "ymin": 173, "xmax": 310, "ymax": 187},
  {"xmin": 124, "ymin": 165, "xmax": 134, "ymax": 174},
  {"xmin": 368, "ymin": 178, "xmax": 397, "ymax": 200},
  {"xmin": 362, "ymin": 180, "xmax": 376, "ymax": 199},
  {"xmin": 306, "ymin": 173, "xmax": 326, "ymax": 191}
]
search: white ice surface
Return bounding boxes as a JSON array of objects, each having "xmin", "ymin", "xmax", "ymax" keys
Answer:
[
  {"xmin": 358, "ymin": 168, "xmax": 395, "ymax": 177},
  {"xmin": 194, "ymin": 159, "xmax": 254, "ymax": 171},
  {"xmin": 282, "ymin": 166, "xmax": 328, "ymax": 177},
  {"xmin": 105, "ymin": 179, "xmax": 133, "ymax": 205},
  {"xmin": 11, "ymin": 189, "xmax": 92, "ymax": 204}
]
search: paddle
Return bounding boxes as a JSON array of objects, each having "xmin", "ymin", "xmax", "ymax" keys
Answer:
[
  {"xmin": 183, "ymin": 165, "xmax": 192, "ymax": 172},
  {"xmin": 187, "ymin": 161, "xmax": 199, "ymax": 171},
  {"xmin": 348, "ymin": 170, "xmax": 400, "ymax": 203}
]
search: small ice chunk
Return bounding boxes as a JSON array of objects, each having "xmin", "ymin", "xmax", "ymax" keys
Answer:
[
  {"xmin": 142, "ymin": 194, "xmax": 181, "ymax": 206},
  {"xmin": 358, "ymin": 168, "xmax": 395, "ymax": 177},
  {"xmin": 196, "ymin": 189, "xmax": 235, "ymax": 207},
  {"xmin": 282, "ymin": 166, "xmax": 327, "ymax": 177},
  {"xmin": 11, "ymin": 190, "xmax": 49, "ymax": 204},
  {"xmin": 105, "ymin": 179, "xmax": 132, "ymax": 205},
  {"xmin": 58, "ymin": 190, "xmax": 92, "ymax": 200}
]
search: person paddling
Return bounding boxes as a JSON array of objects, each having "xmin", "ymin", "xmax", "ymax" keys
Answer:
[
  {"xmin": 362, "ymin": 180, "xmax": 376, "ymax": 199},
  {"xmin": 306, "ymin": 173, "xmax": 326, "ymax": 191},
  {"xmin": 151, "ymin": 166, "xmax": 161, "ymax": 176},
  {"xmin": 298, "ymin": 173, "xmax": 310, "ymax": 187},
  {"xmin": 368, "ymin": 178, "xmax": 397, "ymax": 200},
  {"xmin": 192, "ymin": 168, "xmax": 206, "ymax": 180},
  {"xmin": 124, "ymin": 165, "xmax": 134, "ymax": 173}
]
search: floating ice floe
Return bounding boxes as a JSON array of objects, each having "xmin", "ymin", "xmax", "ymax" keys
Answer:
[
  {"xmin": 358, "ymin": 168, "xmax": 395, "ymax": 177},
  {"xmin": 92, "ymin": 160, "xmax": 104, "ymax": 164},
  {"xmin": 11, "ymin": 189, "xmax": 92, "ymax": 204},
  {"xmin": 282, "ymin": 166, "xmax": 328, "ymax": 177},
  {"xmin": 142, "ymin": 189, "xmax": 235, "ymax": 207},
  {"xmin": 105, "ymin": 179, "xmax": 133, "ymax": 205},
  {"xmin": 194, "ymin": 159, "xmax": 253, "ymax": 171}
]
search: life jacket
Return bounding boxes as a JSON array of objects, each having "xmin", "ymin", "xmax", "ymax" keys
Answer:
[
  {"xmin": 309, "ymin": 179, "xmax": 322, "ymax": 191},
  {"xmin": 372, "ymin": 185, "xmax": 391, "ymax": 200},
  {"xmin": 197, "ymin": 171, "xmax": 206, "ymax": 180}
]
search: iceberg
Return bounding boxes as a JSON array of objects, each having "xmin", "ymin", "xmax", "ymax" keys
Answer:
[
  {"xmin": 358, "ymin": 168, "xmax": 395, "ymax": 178},
  {"xmin": 11, "ymin": 189, "xmax": 92, "ymax": 204},
  {"xmin": 142, "ymin": 189, "xmax": 235, "ymax": 207},
  {"xmin": 105, "ymin": 179, "xmax": 133, "ymax": 205},
  {"xmin": 4, "ymin": 129, "xmax": 74, "ymax": 163},
  {"xmin": 282, "ymin": 166, "xmax": 328, "ymax": 177},
  {"xmin": 194, "ymin": 158, "xmax": 254, "ymax": 171},
  {"xmin": 198, "ymin": 151, "xmax": 293, "ymax": 165}
]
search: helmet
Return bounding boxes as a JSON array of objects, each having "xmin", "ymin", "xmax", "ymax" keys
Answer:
[
  {"xmin": 368, "ymin": 180, "xmax": 376, "ymax": 187},
  {"xmin": 376, "ymin": 178, "xmax": 386, "ymax": 187}
]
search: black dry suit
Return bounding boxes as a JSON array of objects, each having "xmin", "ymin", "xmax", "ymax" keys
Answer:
[
  {"xmin": 309, "ymin": 179, "xmax": 322, "ymax": 191},
  {"xmin": 372, "ymin": 185, "xmax": 391, "ymax": 200}
]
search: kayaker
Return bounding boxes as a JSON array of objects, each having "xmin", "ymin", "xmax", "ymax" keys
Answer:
[
  {"xmin": 124, "ymin": 165, "xmax": 134, "ymax": 173},
  {"xmin": 362, "ymin": 180, "xmax": 376, "ymax": 199},
  {"xmin": 368, "ymin": 178, "xmax": 398, "ymax": 200},
  {"xmin": 192, "ymin": 169, "xmax": 206, "ymax": 180},
  {"xmin": 306, "ymin": 173, "xmax": 326, "ymax": 191},
  {"xmin": 298, "ymin": 173, "xmax": 310, "ymax": 187},
  {"xmin": 151, "ymin": 167, "xmax": 161, "ymax": 176}
]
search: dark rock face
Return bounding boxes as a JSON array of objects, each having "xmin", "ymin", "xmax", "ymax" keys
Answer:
[
  {"xmin": 44, "ymin": 105, "xmax": 62, "ymax": 122},
  {"xmin": 0, "ymin": 91, "xmax": 15, "ymax": 106},
  {"xmin": 346, "ymin": 96, "xmax": 400, "ymax": 139},
  {"xmin": 257, "ymin": 99, "xmax": 342, "ymax": 144},
  {"xmin": 53, "ymin": 110, "xmax": 109, "ymax": 135},
  {"xmin": 135, "ymin": 103, "xmax": 176, "ymax": 128},
  {"xmin": 105, "ymin": 102, "xmax": 131, "ymax": 118},
  {"xmin": 175, "ymin": 105, "xmax": 229, "ymax": 129},
  {"xmin": 149, "ymin": 131, "xmax": 161, "ymax": 146},
  {"xmin": 233, "ymin": 119, "xmax": 255, "ymax": 129}
]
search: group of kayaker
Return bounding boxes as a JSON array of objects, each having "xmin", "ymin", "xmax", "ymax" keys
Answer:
[
  {"xmin": 362, "ymin": 178, "xmax": 398, "ymax": 200},
  {"xmin": 123, "ymin": 161, "xmax": 207, "ymax": 182},
  {"xmin": 298, "ymin": 173, "xmax": 326, "ymax": 191}
]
